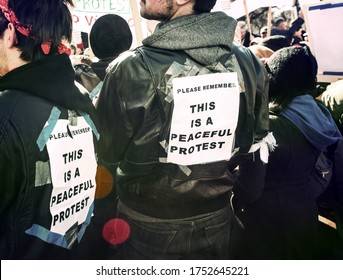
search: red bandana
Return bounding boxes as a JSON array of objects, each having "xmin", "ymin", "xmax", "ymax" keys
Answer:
[
  {"xmin": 0, "ymin": 0, "xmax": 31, "ymax": 36},
  {"xmin": 0, "ymin": 0, "xmax": 70, "ymax": 55}
]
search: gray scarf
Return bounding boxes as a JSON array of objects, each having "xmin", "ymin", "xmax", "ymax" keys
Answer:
[{"xmin": 143, "ymin": 12, "xmax": 237, "ymax": 65}]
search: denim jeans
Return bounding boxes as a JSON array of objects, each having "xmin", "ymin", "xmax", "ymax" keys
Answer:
[{"xmin": 115, "ymin": 201, "xmax": 233, "ymax": 260}]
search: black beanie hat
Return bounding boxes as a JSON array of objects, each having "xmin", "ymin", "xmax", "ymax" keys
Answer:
[
  {"xmin": 89, "ymin": 14, "xmax": 133, "ymax": 59},
  {"xmin": 266, "ymin": 46, "xmax": 318, "ymax": 101},
  {"xmin": 261, "ymin": 35, "xmax": 290, "ymax": 52}
]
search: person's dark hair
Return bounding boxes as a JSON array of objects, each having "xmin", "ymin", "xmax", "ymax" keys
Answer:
[
  {"xmin": 266, "ymin": 46, "xmax": 318, "ymax": 114},
  {"xmin": 0, "ymin": 12, "xmax": 7, "ymax": 35},
  {"xmin": 0, "ymin": 0, "xmax": 74, "ymax": 62},
  {"xmin": 274, "ymin": 17, "xmax": 285, "ymax": 27},
  {"xmin": 193, "ymin": 0, "xmax": 217, "ymax": 14}
]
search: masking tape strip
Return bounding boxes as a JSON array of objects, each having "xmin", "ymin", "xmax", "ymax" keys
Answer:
[
  {"xmin": 89, "ymin": 81, "xmax": 103, "ymax": 100},
  {"xmin": 77, "ymin": 203, "xmax": 94, "ymax": 243},
  {"xmin": 24, "ymin": 203, "xmax": 94, "ymax": 249},
  {"xmin": 35, "ymin": 161, "xmax": 51, "ymax": 187},
  {"xmin": 159, "ymin": 141, "xmax": 192, "ymax": 176},
  {"xmin": 36, "ymin": 107, "xmax": 61, "ymax": 151},
  {"xmin": 79, "ymin": 112, "xmax": 100, "ymax": 140},
  {"xmin": 179, "ymin": 165, "xmax": 192, "ymax": 176},
  {"xmin": 25, "ymin": 224, "xmax": 70, "ymax": 249}
]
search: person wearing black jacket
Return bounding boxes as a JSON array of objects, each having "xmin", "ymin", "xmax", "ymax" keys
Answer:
[
  {"xmin": 271, "ymin": 13, "xmax": 305, "ymax": 44},
  {"xmin": 236, "ymin": 46, "xmax": 342, "ymax": 259},
  {"xmin": 0, "ymin": 0, "xmax": 99, "ymax": 259},
  {"xmin": 96, "ymin": 0, "xmax": 272, "ymax": 260}
]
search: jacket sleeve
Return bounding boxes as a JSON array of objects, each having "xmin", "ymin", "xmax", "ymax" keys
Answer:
[
  {"xmin": 230, "ymin": 44, "xmax": 270, "ymax": 204},
  {"xmin": 288, "ymin": 17, "xmax": 305, "ymax": 35},
  {"xmin": 234, "ymin": 151, "xmax": 267, "ymax": 204},
  {"xmin": 232, "ymin": 43, "xmax": 270, "ymax": 148},
  {"xmin": 250, "ymin": 49, "xmax": 270, "ymax": 144},
  {"xmin": 0, "ymin": 124, "xmax": 22, "ymax": 214},
  {"xmin": 95, "ymin": 59, "xmax": 131, "ymax": 172},
  {"xmin": 95, "ymin": 51, "xmax": 152, "ymax": 173}
]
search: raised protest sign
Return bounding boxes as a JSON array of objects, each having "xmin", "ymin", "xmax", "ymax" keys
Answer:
[
  {"xmin": 72, "ymin": 0, "xmax": 146, "ymax": 47},
  {"xmin": 213, "ymin": 0, "xmax": 293, "ymax": 18},
  {"xmin": 167, "ymin": 73, "xmax": 240, "ymax": 166},
  {"xmin": 72, "ymin": 0, "xmax": 133, "ymax": 33},
  {"xmin": 303, "ymin": 1, "xmax": 343, "ymax": 82}
]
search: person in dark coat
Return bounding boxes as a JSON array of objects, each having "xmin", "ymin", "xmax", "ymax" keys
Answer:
[
  {"xmin": 82, "ymin": 14, "xmax": 133, "ymax": 259},
  {"xmin": 0, "ymin": 0, "xmax": 99, "ymax": 259},
  {"xmin": 95, "ymin": 0, "xmax": 270, "ymax": 260},
  {"xmin": 235, "ymin": 46, "xmax": 342, "ymax": 259},
  {"xmin": 271, "ymin": 14, "xmax": 304, "ymax": 44}
]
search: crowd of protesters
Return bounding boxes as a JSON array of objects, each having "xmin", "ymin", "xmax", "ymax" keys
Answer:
[{"xmin": 0, "ymin": 0, "xmax": 342, "ymax": 261}]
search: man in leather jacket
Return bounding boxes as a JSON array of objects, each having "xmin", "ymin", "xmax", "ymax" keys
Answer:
[
  {"xmin": 96, "ymin": 0, "xmax": 270, "ymax": 259},
  {"xmin": 0, "ymin": 0, "xmax": 99, "ymax": 259}
]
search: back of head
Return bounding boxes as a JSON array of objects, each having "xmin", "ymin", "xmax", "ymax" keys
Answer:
[
  {"xmin": 274, "ymin": 17, "xmax": 286, "ymax": 29},
  {"xmin": 237, "ymin": 21, "xmax": 248, "ymax": 32},
  {"xmin": 261, "ymin": 35, "xmax": 290, "ymax": 51},
  {"xmin": 193, "ymin": 0, "xmax": 217, "ymax": 13},
  {"xmin": 266, "ymin": 46, "xmax": 318, "ymax": 103},
  {"xmin": 89, "ymin": 14, "xmax": 132, "ymax": 59},
  {"xmin": 0, "ymin": 0, "xmax": 74, "ymax": 62}
]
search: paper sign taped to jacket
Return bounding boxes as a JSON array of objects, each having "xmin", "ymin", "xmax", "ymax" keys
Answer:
[{"xmin": 168, "ymin": 72, "xmax": 240, "ymax": 165}]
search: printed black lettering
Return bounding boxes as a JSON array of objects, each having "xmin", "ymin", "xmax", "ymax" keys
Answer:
[
  {"xmin": 171, "ymin": 129, "xmax": 232, "ymax": 143},
  {"xmin": 190, "ymin": 102, "xmax": 216, "ymax": 114},
  {"xmin": 179, "ymin": 134, "xmax": 186, "ymax": 142},
  {"xmin": 169, "ymin": 141, "xmax": 227, "ymax": 155},
  {"xmin": 206, "ymin": 117, "xmax": 213, "ymax": 125},
  {"xmin": 191, "ymin": 119, "xmax": 201, "ymax": 128},
  {"xmin": 170, "ymin": 146, "xmax": 177, "ymax": 153},
  {"xmin": 62, "ymin": 149, "xmax": 84, "ymax": 164},
  {"xmin": 52, "ymin": 197, "xmax": 90, "ymax": 226},
  {"xmin": 77, "ymin": 149, "xmax": 83, "ymax": 159},
  {"xmin": 74, "ymin": 167, "xmax": 80, "ymax": 178}
]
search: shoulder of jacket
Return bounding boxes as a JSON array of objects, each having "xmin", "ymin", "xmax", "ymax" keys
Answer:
[{"xmin": 107, "ymin": 49, "xmax": 143, "ymax": 73}]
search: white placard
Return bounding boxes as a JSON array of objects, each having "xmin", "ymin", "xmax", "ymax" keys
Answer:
[
  {"xmin": 303, "ymin": 1, "xmax": 343, "ymax": 82},
  {"xmin": 46, "ymin": 117, "xmax": 97, "ymax": 235},
  {"xmin": 167, "ymin": 73, "xmax": 240, "ymax": 166}
]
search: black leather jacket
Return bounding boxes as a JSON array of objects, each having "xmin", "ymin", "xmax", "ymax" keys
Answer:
[{"xmin": 96, "ymin": 12, "xmax": 269, "ymax": 218}]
